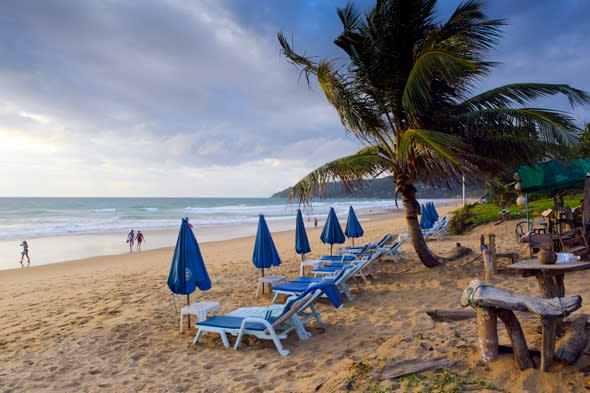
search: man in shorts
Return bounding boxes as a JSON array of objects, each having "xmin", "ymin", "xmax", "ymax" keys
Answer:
[
  {"xmin": 20, "ymin": 240, "xmax": 30, "ymax": 267},
  {"xmin": 127, "ymin": 229, "xmax": 135, "ymax": 252}
]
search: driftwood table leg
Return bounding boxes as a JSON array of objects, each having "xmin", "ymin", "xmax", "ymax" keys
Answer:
[
  {"xmin": 496, "ymin": 309, "xmax": 535, "ymax": 370},
  {"xmin": 477, "ymin": 307, "xmax": 498, "ymax": 362},
  {"xmin": 535, "ymin": 272, "xmax": 556, "ymax": 298},
  {"xmin": 541, "ymin": 317, "xmax": 557, "ymax": 371},
  {"xmin": 555, "ymin": 274, "xmax": 565, "ymax": 297}
]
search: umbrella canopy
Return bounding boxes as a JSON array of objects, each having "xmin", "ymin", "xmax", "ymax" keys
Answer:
[
  {"xmin": 167, "ymin": 218, "xmax": 212, "ymax": 296},
  {"xmin": 320, "ymin": 207, "xmax": 345, "ymax": 255},
  {"xmin": 252, "ymin": 214, "xmax": 281, "ymax": 277},
  {"xmin": 428, "ymin": 202, "xmax": 439, "ymax": 222},
  {"xmin": 419, "ymin": 204, "xmax": 434, "ymax": 230},
  {"xmin": 295, "ymin": 209, "xmax": 311, "ymax": 260},
  {"xmin": 345, "ymin": 206, "xmax": 364, "ymax": 246}
]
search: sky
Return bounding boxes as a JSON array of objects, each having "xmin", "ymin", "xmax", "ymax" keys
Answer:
[{"xmin": 1, "ymin": 0, "xmax": 589, "ymax": 197}]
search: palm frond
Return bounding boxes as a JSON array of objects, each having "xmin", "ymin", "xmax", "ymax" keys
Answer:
[
  {"xmin": 438, "ymin": 0, "xmax": 505, "ymax": 54},
  {"xmin": 289, "ymin": 146, "xmax": 390, "ymax": 206},
  {"xmin": 277, "ymin": 32, "xmax": 319, "ymax": 87},
  {"xmin": 460, "ymin": 83, "xmax": 590, "ymax": 111},
  {"xmin": 402, "ymin": 48, "xmax": 477, "ymax": 125},
  {"xmin": 455, "ymin": 107, "xmax": 581, "ymax": 146}
]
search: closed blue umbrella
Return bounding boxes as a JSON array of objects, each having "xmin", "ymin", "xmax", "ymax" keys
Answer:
[
  {"xmin": 167, "ymin": 217, "xmax": 212, "ymax": 328},
  {"xmin": 428, "ymin": 202, "xmax": 440, "ymax": 222},
  {"xmin": 320, "ymin": 207, "xmax": 345, "ymax": 255},
  {"xmin": 420, "ymin": 204, "xmax": 434, "ymax": 229},
  {"xmin": 345, "ymin": 206, "xmax": 364, "ymax": 247},
  {"xmin": 252, "ymin": 214, "xmax": 281, "ymax": 278},
  {"xmin": 295, "ymin": 209, "xmax": 311, "ymax": 261}
]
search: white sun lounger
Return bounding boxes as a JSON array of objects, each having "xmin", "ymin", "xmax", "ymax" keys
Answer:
[{"xmin": 194, "ymin": 281, "xmax": 338, "ymax": 356}]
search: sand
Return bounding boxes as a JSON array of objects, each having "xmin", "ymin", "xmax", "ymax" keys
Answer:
[{"xmin": 1, "ymin": 206, "xmax": 590, "ymax": 392}]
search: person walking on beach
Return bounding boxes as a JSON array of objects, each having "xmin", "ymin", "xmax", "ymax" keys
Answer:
[
  {"xmin": 127, "ymin": 229, "xmax": 135, "ymax": 252},
  {"xmin": 136, "ymin": 230, "xmax": 145, "ymax": 252},
  {"xmin": 19, "ymin": 240, "xmax": 30, "ymax": 267},
  {"xmin": 314, "ymin": 217, "xmax": 318, "ymax": 228}
]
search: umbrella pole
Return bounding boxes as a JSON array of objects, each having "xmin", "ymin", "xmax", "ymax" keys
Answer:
[
  {"xmin": 330, "ymin": 244, "xmax": 333, "ymax": 256},
  {"xmin": 261, "ymin": 267, "xmax": 265, "ymax": 294},
  {"xmin": 186, "ymin": 294, "xmax": 191, "ymax": 330},
  {"xmin": 352, "ymin": 238, "xmax": 355, "ymax": 247}
]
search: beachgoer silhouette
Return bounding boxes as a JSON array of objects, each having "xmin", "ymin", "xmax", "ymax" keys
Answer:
[
  {"xmin": 314, "ymin": 217, "xmax": 318, "ymax": 228},
  {"xmin": 127, "ymin": 229, "xmax": 135, "ymax": 252},
  {"xmin": 19, "ymin": 240, "xmax": 30, "ymax": 267},
  {"xmin": 136, "ymin": 230, "xmax": 145, "ymax": 252}
]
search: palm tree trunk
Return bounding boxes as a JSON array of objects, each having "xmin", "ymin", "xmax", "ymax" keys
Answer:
[{"xmin": 397, "ymin": 180, "xmax": 443, "ymax": 268}]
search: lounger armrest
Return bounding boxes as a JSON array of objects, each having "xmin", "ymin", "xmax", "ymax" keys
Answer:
[{"xmin": 240, "ymin": 317, "xmax": 274, "ymax": 331}]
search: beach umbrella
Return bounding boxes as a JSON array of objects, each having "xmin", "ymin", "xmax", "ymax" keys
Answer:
[
  {"xmin": 252, "ymin": 214, "xmax": 281, "ymax": 278},
  {"xmin": 295, "ymin": 209, "xmax": 311, "ymax": 261},
  {"xmin": 320, "ymin": 207, "xmax": 345, "ymax": 255},
  {"xmin": 345, "ymin": 206, "xmax": 364, "ymax": 247},
  {"xmin": 167, "ymin": 217, "xmax": 212, "ymax": 329},
  {"xmin": 419, "ymin": 204, "xmax": 434, "ymax": 229},
  {"xmin": 428, "ymin": 202, "xmax": 440, "ymax": 222}
]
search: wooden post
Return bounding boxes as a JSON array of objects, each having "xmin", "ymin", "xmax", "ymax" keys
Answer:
[
  {"xmin": 477, "ymin": 307, "xmax": 498, "ymax": 362},
  {"xmin": 496, "ymin": 309, "xmax": 534, "ymax": 370},
  {"xmin": 488, "ymin": 234, "xmax": 497, "ymax": 274},
  {"xmin": 541, "ymin": 318, "xmax": 557, "ymax": 371},
  {"xmin": 480, "ymin": 235, "xmax": 496, "ymax": 282}
]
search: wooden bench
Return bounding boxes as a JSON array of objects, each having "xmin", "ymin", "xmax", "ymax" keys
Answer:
[{"xmin": 460, "ymin": 279, "xmax": 582, "ymax": 371}]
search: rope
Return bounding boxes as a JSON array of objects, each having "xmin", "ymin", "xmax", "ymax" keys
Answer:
[
  {"xmin": 554, "ymin": 296, "xmax": 566, "ymax": 317},
  {"xmin": 466, "ymin": 283, "xmax": 492, "ymax": 308}
]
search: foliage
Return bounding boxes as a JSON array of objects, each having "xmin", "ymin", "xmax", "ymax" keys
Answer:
[
  {"xmin": 488, "ymin": 182, "xmax": 518, "ymax": 207},
  {"xmin": 448, "ymin": 203, "xmax": 476, "ymax": 234},
  {"xmin": 577, "ymin": 123, "xmax": 590, "ymax": 157},
  {"xmin": 344, "ymin": 359, "xmax": 499, "ymax": 393},
  {"xmin": 449, "ymin": 193, "xmax": 583, "ymax": 233},
  {"xmin": 279, "ymin": 0, "xmax": 589, "ymax": 267}
]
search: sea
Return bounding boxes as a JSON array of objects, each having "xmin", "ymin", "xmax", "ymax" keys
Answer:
[{"xmin": 0, "ymin": 197, "xmax": 456, "ymax": 270}]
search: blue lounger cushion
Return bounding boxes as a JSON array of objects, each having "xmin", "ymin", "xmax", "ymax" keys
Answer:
[
  {"xmin": 272, "ymin": 281, "xmax": 310, "ymax": 292},
  {"xmin": 197, "ymin": 315, "xmax": 278, "ymax": 331},
  {"xmin": 292, "ymin": 276, "xmax": 321, "ymax": 283},
  {"xmin": 313, "ymin": 266, "xmax": 341, "ymax": 273},
  {"xmin": 320, "ymin": 255, "xmax": 356, "ymax": 262}
]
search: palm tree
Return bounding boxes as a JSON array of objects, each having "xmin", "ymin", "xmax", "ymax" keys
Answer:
[{"xmin": 278, "ymin": 0, "xmax": 589, "ymax": 267}]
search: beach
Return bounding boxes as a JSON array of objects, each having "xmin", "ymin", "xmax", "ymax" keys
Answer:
[{"xmin": 2, "ymin": 205, "xmax": 590, "ymax": 393}]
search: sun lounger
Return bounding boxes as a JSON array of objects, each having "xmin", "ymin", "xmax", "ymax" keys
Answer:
[
  {"xmin": 273, "ymin": 251, "xmax": 383, "ymax": 302},
  {"xmin": 194, "ymin": 280, "xmax": 341, "ymax": 356},
  {"xmin": 337, "ymin": 233, "xmax": 393, "ymax": 255},
  {"xmin": 379, "ymin": 232, "xmax": 409, "ymax": 262},
  {"xmin": 423, "ymin": 215, "xmax": 449, "ymax": 240}
]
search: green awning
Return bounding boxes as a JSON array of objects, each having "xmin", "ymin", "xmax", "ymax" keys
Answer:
[{"xmin": 518, "ymin": 159, "xmax": 590, "ymax": 194}]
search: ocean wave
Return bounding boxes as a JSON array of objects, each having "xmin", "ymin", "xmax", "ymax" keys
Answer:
[
  {"xmin": 143, "ymin": 207, "xmax": 159, "ymax": 212},
  {"xmin": 88, "ymin": 208, "xmax": 117, "ymax": 213}
]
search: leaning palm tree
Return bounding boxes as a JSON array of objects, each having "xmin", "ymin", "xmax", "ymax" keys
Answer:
[{"xmin": 278, "ymin": 0, "xmax": 589, "ymax": 267}]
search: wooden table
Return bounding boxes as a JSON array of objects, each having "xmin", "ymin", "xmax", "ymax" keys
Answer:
[
  {"xmin": 507, "ymin": 259, "xmax": 590, "ymax": 298},
  {"xmin": 507, "ymin": 259, "xmax": 590, "ymax": 370}
]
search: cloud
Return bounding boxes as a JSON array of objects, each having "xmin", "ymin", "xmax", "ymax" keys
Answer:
[{"xmin": 0, "ymin": 0, "xmax": 588, "ymax": 196}]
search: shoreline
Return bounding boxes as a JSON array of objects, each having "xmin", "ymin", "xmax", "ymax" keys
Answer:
[
  {"xmin": 0, "ymin": 208, "xmax": 400, "ymax": 271},
  {"xmin": 0, "ymin": 199, "xmax": 468, "ymax": 271}
]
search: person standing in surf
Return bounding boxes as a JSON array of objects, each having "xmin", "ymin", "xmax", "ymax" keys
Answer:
[
  {"xmin": 19, "ymin": 240, "xmax": 30, "ymax": 267},
  {"xmin": 136, "ymin": 230, "xmax": 145, "ymax": 252},
  {"xmin": 126, "ymin": 229, "xmax": 135, "ymax": 252}
]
